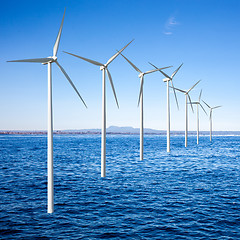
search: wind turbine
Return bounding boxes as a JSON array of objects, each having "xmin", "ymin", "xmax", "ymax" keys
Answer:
[
  {"xmin": 191, "ymin": 90, "xmax": 207, "ymax": 144},
  {"xmin": 149, "ymin": 62, "xmax": 183, "ymax": 152},
  {"xmin": 202, "ymin": 100, "xmax": 222, "ymax": 141},
  {"xmin": 63, "ymin": 40, "xmax": 133, "ymax": 177},
  {"xmin": 171, "ymin": 80, "xmax": 201, "ymax": 147},
  {"xmin": 119, "ymin": 53, "xmax": 172, "ymax": 160},
  {"xmin": 7, "ymin": 9, "xmax": 87, "ymax": 214}
]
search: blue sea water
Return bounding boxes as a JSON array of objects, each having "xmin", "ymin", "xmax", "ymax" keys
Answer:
[{"xmin": 0, "ymin": 134, "xmax": 239, "ymax": 239}]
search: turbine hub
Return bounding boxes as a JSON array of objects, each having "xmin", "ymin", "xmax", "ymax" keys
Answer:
[
  {"xmin": 52, "ymin": 56, "xmax": 57, "ymax": 62},
  {"xmin": 42, "ymin": 56, "xmax": 57, "ymax": 65},
  {"xmin": 100, "ymin": 65, "xmax": 106, "ymax": 71},
  {"xmin": 138, "ymin": 73, "xmax": 144, "ymax": 78}
]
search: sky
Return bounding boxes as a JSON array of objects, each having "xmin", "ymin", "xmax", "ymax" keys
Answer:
[{"xmin": 0, "ymin": 0, "xmax": 239, "ymax": 131}]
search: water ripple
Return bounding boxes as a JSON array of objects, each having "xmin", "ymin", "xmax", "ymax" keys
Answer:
[{"xmin": 0, "ymin": 135, "xmax": 239, "ymax": 239}]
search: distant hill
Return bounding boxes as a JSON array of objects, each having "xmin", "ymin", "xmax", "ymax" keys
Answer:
[
  {"xmin": 0, "ymin": 126, "xmax": 240, "ymax": 136},
  {"xmin": 106, "ymin": 126, "xmax": 165, "ymax": 134}
]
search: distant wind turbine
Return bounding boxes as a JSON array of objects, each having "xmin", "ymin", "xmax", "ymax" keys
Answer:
[
  {"xmin": 119, "ymin": 53, "xmax": 172, "ymax": 160},
  {"xmin": 191, "ymin": 90, "xmax": 207, "ymax": 144},
  {"xmin": 202, "ymin": 100, "xmax": 222, "ymax": 141},
  {"xmin": 7, "ymin": 9, "xmax": 87, "ymax": 214},
  {"xmin": 63, "ymin": 40, "xmax": 133, "ymax": 177},
  {"xmin": 149, "ymin": 62, "xmax": 183, "ymax": 152},
  {"xmin": 171, "ymin": 80, "xmax": 201, "ymax": 147}
]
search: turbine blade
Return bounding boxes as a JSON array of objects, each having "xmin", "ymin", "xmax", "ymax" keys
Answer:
[
  {"xmin": 106, "ymin": 68, "xmax": 119, "ymax": 108},
  {"xmin": 170, "ymin": 80, "xmax": 179, "ymax": 110},
  {"xmin": 187, "ymin": 80, "xmax": 201, "ymax": 93},
  {"xmin": 188, "ymin": 94, "xmax": 194, "ymax": 113},
  {"xmin": 7, "ymin": 57, "xmax": 52, "ymax": 63},
  {"xmin": 63, "ymin": 51, "xmax": 103, "ymax": 66},
  {"xmin": 200, "ymin": 103, "xmax": 208, "ymax": 115},
  {"xmin": 119, "ymin": 52, "xmax": 142, "ymax": 73},
  {"xmin": 212, "ymin": 105, "xmax": 222, "ymax": 109},
  {"xmin": 160, "ymin": 70, "xmax": 170, "ymax": 79},
  {"xmin": 210, "ymin": 110, "xmax": 212, "ymax": 120},
  {"xmin": 171, "ymin": 63, "xmax": 183, "ymax": 78},
  {"xmin": 53, "ymin": 9, "xmax": 66, "ymax": 57},
  {"xmin": 199, "ymin": 89, "xmax": 202, "ymax": 102},
  {"xmin": 148, "ymin": 62, "xmax": 158, "ymax": 69},
  {"xmin": 169, "ymin": 86, "xmax": 186, "ymax": 94},
  {"xmin": 138, "ymin": 76, "xmax": 144, "ymax": 107},
  {"xmin": 148, "ymin": 62, "xmax": 171, "ymax": 79},
  {"xmin": 144, "ymin": 65, "xmax": 172, "ymax": 75},
  {"xmin": 55, "ymin": 61, "xmax": 87, "ymax": 108},
  {"xmin": 202, "ymin": 100, "xmax": 211, "ymax": 109},
  {"xmin": 106, "ymin": 39, "xmax": 134, "ymax": 66}
]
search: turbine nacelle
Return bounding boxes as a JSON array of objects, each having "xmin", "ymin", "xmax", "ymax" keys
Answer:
[
  {"xmin": 138, "ymin": 72, "xmax": 144, "ymax": 78},
  {"xmin": 163, "ymin": 77, "xmax": 171, "ymax": 82},
  {"xmin": 100, "ymin": 65, "xmax": 106, "ymax": 71},
  {"xmin": 52, "ymin": 56, "xmax": 57, "ymax": 61},
  {"xmin": 42, "ymin": 56, "xmax": 57, "ymax": 65}
]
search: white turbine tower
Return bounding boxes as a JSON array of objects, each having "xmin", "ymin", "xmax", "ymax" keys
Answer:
[
  {"xmin": 63, "ymin": 40, "xmax": 133, "ymax": 177},
  {"xmin": 119, "ymin": 53, "xmax": 172, "ymax": 160},
  {"xmin": 191, "ymin": 90, "xmax": 207, "ymax": 144},
  {"xmin": 202, "ymin": 100, "xmax": 222, "ymax": 141},
  {"xmin": 171, "ymin": 80, "xmax": 201, "ymax": 147},
  {"xmin": 149, "ymin": 62, "xmax": 183, "ymax": 152},
  {"xmin": 7, "ymin": 9, "xmax": 87, "ymax": 214}
]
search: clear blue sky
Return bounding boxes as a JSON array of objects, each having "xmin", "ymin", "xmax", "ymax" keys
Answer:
[{"xmin": 1, "ymin": 0, "xmax": 239, "ymax": 131}]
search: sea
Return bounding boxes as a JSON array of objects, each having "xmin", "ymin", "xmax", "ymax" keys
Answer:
[{"xmin": 0, "ymin": 134, "xmax": 239, "ymax": 239}]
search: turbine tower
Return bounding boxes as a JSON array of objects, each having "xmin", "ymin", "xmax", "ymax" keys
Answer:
[
  {"xmin": 149, "ymin": 62, "xmax": 183, "ymax": 152},
  {"xmin": 7, "ymin": 9, "xmax": 87, "ymax": 213},
  {"xmin": 171, "ymin": 80, "xmax": 201, "ymax": 147},
  {"xmin": 63, "ymin": 40, "xmax": 133, "ymax": 177},
  {"xmin": 119, "ymin": 53, "xmax": 172, "ymax": 160},
  {"xmin": 202, "ymin": 100, "xmax": 222, "ymax": 141},
  {"xmin": 191, "ymin": 90, "xmax": 207, "ymax": 144}
]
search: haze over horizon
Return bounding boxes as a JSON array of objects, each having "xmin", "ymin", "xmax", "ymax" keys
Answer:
[
  {"xmin": 1, "ymin": 0, "xmax": 239, "ymax": 131},
  {"xmin": 1, "ymin": 126, "xmax": 240, "ymax": 134}
]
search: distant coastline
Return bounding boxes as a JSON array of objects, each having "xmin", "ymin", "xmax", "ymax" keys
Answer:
[{"xmin": 0, "ymin": 126, "xmax": 239, "ymax": 136}]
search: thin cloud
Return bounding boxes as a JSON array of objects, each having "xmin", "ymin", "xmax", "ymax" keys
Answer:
[
  {"xmin": 164, "ymin": 31, "xmax": 173, "ymax": 35},
  {"xmin": 163, "ymin": 16, "xmax": 179, "ymax": 35}
]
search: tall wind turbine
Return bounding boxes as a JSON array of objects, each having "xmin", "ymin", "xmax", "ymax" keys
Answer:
[
  {"xmin": 7, "ymin": 9, "xmax": 87, "ymax": 214},
  {"xmin": 149, "ymin": 62, "xmax": 183, "ymax": 152},
  {"xmin": 63, "ymin": 40, "xmax": 133, "ymax": 177},
  {"xmin": 171, "ymin": 80, "xmax": 201, "ymax": 147},
  {"xmin": 191, "ymin": 90, "xmax": 207, "ymax": 144},
  {"xmin": 119, "ymin": 53, "xmax": 172, "ymax": 160},
  {"xmin": 202, "ymin": 100, "xmax": 222, "ymax": 141}
]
